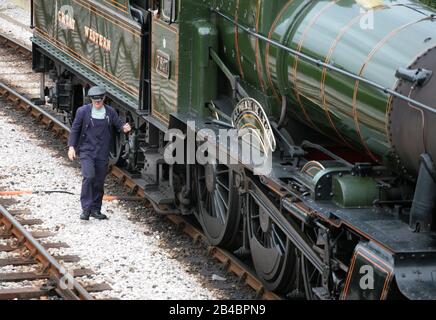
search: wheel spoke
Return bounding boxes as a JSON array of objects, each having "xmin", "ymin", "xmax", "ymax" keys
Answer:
[
  {"xmin": 248, "ymin": 196, "xmax": 298, "ymax": 293},
  {"xmin": 214, "ymin": 192, "xmax": 227, "ymax": 224},
  {"xmin": 216, "ymin": 187, "xmax": 229, "ymax": 210},
  {"xmin": 210, "ymin": 193, "xmax": 217, "ymax": 217},
  {"xmin": 217, "ymin": 179, "xmax": 229, "ymax": 192},
  {"xmin": 309, "ymin": 268, "xmax": 318, "ymax": 282},
  {"xmin": 216, "ymin": 170, "xmax": 229, "ymax": 176},
  {"xmin": 195, "ymin": 164, "xmax": 240, "ymax": 248}
]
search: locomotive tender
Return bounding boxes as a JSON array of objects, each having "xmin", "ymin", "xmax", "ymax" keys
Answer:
[{"xmin": 31, "ymin": 0, "xmax": 436, "ymax": 299}]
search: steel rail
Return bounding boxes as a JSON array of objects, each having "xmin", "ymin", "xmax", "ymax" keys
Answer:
[
  {"xmin": 212, "ymin": 8, "xmax": 436, "ymax": 116},
  {"xmin": 0, "ymin": 82, "xmax": 70, "ymax": 133},
  {"xmin": 0, "ymin": 205, "xmax": 93, "ymax": 300}
]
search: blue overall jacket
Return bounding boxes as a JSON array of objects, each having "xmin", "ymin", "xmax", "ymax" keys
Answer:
[{"xmin": 68, "ymin": 104, "xmax": 124, "ymax": 159}]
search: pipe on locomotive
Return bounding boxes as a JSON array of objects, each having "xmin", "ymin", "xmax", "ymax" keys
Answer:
[
  {"xmin": 211, "ymin": 8, "xmax": 435, "ymax": 117},
  {"xmin": 30, "ymin": 0, "xmax": 34, "ymax": 29}
]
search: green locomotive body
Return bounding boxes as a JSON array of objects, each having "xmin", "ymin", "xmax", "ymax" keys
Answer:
[
  {"xmin": 33, "ymin": 0, "xmax": 142, "ymax": 108},
  {"xmin": 31, "ymin": 0, "xmax": 436, "ymax": 300}
]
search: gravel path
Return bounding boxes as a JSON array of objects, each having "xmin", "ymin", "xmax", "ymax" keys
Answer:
[{"xmin": 0, "ymin": 1, "xmax": 32, "ymax": 49}]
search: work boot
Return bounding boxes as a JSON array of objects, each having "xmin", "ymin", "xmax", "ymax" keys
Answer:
[
  {"xmin": 90, "ymin": 211, "xmax": 108, "ymax": 220},
  {"xmin": 80, "ymin": 210, "xmax": 90, "ymax": 221}
]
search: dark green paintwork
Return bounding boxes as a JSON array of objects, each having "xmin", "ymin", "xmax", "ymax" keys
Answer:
[
  {"xmin": 421, "ymin": 0, "xmax": 436, "ymax": 9},
  {"xmin": 332, "ymin": 175, "xmax": 380, "ymax": 208},
  {"xmin": 33, "ymin": 0, "xmax": 142, "ymax": 104},
  {"xmin": 95, "ymin": 0, "xmax": 130, "ymax": 15},
  {"xmin": 151, "ymin": 19, "xmax": 179, "ymax": 122}
]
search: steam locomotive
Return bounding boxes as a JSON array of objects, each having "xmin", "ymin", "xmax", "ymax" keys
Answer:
[{"xmin": 30, "ymin": 0, "xmax": 436, "ymax": 299}]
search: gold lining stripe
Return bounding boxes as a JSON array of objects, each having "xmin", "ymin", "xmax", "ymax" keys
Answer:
[
  {"xmin": 341, "ymin": 249, "xmax": 393, "ymax": 300},
  {"xmin": 241, "ymin": 123, "xmax": 258, "ymax": 130},
  {"xmin": 385, "ymin": 94, "xmax": 395, "ymax": 147},
  {"xmin": 239, "ymin": 113, "xmax": 259, "ymax": 122},
  {"xmin": 104, "ymin": 0, "xmax": 128, "ymax": 13},
  {"xmin": 76, "ymin": 0, "xmax": 139, "ymax": 35},
  {"xmin": 36, "ymin": 27, "xmax": 139, "ymax": 92},
  {"xmin": 35, "ymin": 28, "xmax": 139, "ymax": 94},
  {"xmin": 151, "ymin": 88, "xmax": 172, "ymax": 125},
  {"xmin": 35, "ymin": 28, "xmax": 139, "ymax": 96},
  {"xmin": 105, "ymin": 2, "xmax": 128, "ymax": 14},
  {"xmin": 292, "ymin": 0, "xmax": 339, "ymax": 129},
  {"xmin": 153, "ymin": 16, "xmax": 179, "ymax": 33},
  {"xmin": 265, "ymin": 0, "xmax": 294, "ymax": 104},
  {"xmin": 150, "ymin": 16, "xmax": 180, "ymax": 124},
  {"xmin": 352, "ymin": 17, "xmax": 430, "ymax": 162},
  {"xmin": 385, "ymin": 45, "xmax": 436, "ymax": 150},
  {"xmin": 359, "ymin": 247, "xmax": 393, "ymax": 300},
  {"xmin": 407, "ymin": 88, "xmax": 426, "ymax": 152},
  {"xmin": 73, "ymin": 0, "xmax": 141, "ymax": 36},
  {"xmin": 341, "ymin": 252, "xmax": 357, "ymax": 299},
  {"xmin": 235, "ymin": 0, "xmax": 244, "ymax": 79},
  {"xmin": 255, "ymin": 0, "xmax": 265, "ymax": 91},
  {"xmin": 320, "ymin": 12, "xmax": 366, "ymax": 149},
  {"xmin": 153, "ymin": 105, "xmax": 171, "ymax": 125}
]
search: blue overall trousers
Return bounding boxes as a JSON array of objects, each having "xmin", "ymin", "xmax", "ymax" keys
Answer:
[{"xmin": 79, "ymin": 116, "xmax": 111, "ymax": 212}]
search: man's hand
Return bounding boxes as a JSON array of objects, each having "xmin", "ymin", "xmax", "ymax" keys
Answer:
[
  {"xmin": 123, "ymin": 123, "xmax": 132, "ymax": 134},
  {"xmin": 68, "ymin": 146, "xmax": 76, "ymax": 161}
]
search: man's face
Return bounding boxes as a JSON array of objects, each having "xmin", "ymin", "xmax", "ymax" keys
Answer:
[{"xmin": 91, "ymin": 96, "xmax": 105, "ymax": 109}]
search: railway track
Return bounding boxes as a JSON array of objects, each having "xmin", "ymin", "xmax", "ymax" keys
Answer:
[
  {"xmin": 0, "ymin": 33, "xmax": 282, "ymax": 300},
  {"xmin": 0, "ymin": 199, "xmax": 111, "ymax": 299}
]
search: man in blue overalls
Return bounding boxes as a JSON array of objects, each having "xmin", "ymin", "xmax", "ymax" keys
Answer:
[{"xmin": 67, "ymin": 86, "xmax": 131, "ymax": 220}]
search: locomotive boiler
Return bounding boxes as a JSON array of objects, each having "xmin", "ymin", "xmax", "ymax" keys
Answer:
[
  {"xmin": 31, "ymin": 0, "xmax": 436, "ymax": 299},
  {"xmin": 216, "ymin": 0, "xmax": 436, "ymax": 173}
]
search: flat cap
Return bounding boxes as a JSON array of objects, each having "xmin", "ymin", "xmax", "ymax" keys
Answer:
[{"xmin": 87, "ymin": 86, "xmax": 106, "ymax": 98}]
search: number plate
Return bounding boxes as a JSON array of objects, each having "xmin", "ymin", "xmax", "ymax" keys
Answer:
[{"xmin": 156, "ymin": 50, "xmax": 171, "ymax": 79}]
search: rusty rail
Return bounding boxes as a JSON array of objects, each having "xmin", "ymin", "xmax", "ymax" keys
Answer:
[{"xmin": 0, "ymin": 204, "xmax": 93, "ymax": 300}]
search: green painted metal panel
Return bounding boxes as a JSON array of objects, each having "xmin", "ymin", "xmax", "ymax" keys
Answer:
[
  {"xmin": 190, "ymin": 20, "xmax": 218, "ymax": 116},
  {"xmin": 33, "ymin": 0, "xmax": 142, "ymax": 104},
  {"xmin": 97, "ymin": 0, "xmax": 130, "ymax": 15},
  {"xmin": 332, "ymin": 175, "xmax": 380, "ymax": 208},
  {"xmin": 151, "ymin": 17, "xmax": 179, "ymax": 123}
]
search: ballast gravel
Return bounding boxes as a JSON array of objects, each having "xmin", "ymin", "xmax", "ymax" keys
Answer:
[{"xmin": 0, "ymin": 1, "xmax": 32, "ymax": 49}]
